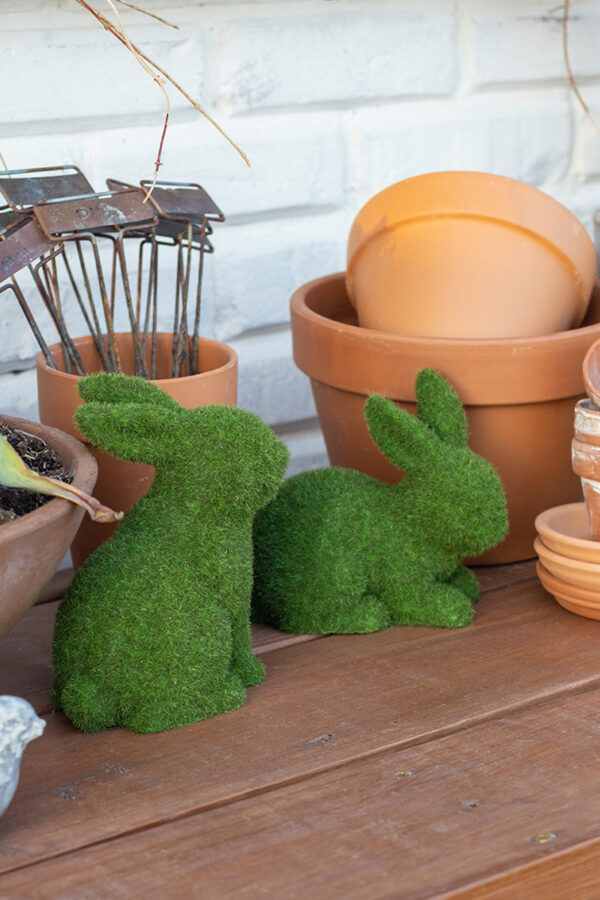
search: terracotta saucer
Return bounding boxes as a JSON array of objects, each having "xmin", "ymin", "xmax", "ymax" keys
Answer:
[
  {"xmin": 537, "ymin": 561, "xmax": 600, "ymax": 620},
  {"xmin": 534, "ymin": 536, "xmax": 600, "ymax": 590},
  {"xmin": 534, "ymin": 503, "xmax": 600, "ymax": 563}
]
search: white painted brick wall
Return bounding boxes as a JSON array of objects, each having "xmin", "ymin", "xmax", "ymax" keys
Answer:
[{"xmin": 1, "ymin": 0, "xmax": 600, "ymax": 477}]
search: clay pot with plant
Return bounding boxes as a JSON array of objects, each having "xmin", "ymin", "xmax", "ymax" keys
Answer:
[
  {"xmin": 0, "ymin": 416, "xmax": 121, "ymax": 640},
  {"xmin": 0, "ymin": 166, "xmax": 237, "ymax": 567}
]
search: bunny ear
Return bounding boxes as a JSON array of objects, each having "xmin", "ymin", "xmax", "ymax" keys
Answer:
[
  {"xmin": 78, "ymin": 373, "xmax": 180, "ymax": 411},
  {"xmin": 415, "ymin": 369, "xmax": 468, "ymax": 448},
  {"xmin": 75, "ymin": 401, "xmax": 181, "ymax": 464},
  {"xmin": 364, "ymin": 394, "xmax": 431, "ymax": 472}
]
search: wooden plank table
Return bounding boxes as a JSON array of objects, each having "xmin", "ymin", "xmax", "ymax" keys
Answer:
[{"xmin": 2, "ymin": 560, "xmax": 600, "ymax": 898}]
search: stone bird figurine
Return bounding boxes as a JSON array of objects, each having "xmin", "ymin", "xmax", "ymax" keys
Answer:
[{"xmin": 0, "ymin": 695, "xmax": 45, "ymax": 817}]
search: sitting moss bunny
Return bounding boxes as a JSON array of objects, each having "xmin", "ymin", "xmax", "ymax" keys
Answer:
[
  {"xmin": 53, "ymin": 374, "xmax": 289, "ymax": 734},
  {"xmin": 253, "ymin": 369, "xmax": 508, "ymax": 634}
]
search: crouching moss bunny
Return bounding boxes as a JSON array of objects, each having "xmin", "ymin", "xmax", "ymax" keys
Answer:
[
  {"xmin": 253, "ymin": 369, "xmax": 508, "ymax": 634},
  {"xmin": 52, "ymin": 374, "xmax": 289, "ymax": 734}
]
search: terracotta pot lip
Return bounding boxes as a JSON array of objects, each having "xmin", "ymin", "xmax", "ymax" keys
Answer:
[
  {"xmin": 0, "ymin": 414, "xmax": 97, "ymax": 538},
  {"xmin": 293, "ymin": 273, "xmax": 600, "ymax": 351},
  {"xmin": 347, "ymin": 172, "xmax": 596, "ymax": 308},
  {"xmin": 583, "ymin": 339, "xmax": 600, "ymax": 405},
  {"xmin": 576, "ymin": 398, "xmax": 599, "ymax": 411},
  {"xmin": 36, "ymin": 333, "xmax": 238, "ymax": 385}
]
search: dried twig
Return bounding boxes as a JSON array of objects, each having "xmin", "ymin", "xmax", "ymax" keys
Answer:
[
  {"xmin": 72, "ymin": 0, "xmax": 250, "ymax": 174},
  {"xmin": 113, "ymin": 0, "xmax": 179, "ymax": 29},
  {"xmin": 562, "ymin": 0, "xmax": 600, "ymax": 137}
]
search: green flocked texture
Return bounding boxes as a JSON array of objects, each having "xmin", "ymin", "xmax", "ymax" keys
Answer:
[
  {"xmin": 252, "ymin": 369, "xmax": 508, "ymax": 634},
  {"xmin": 52, "ymin": 373, "xmax": 289, "ymax": 734}
]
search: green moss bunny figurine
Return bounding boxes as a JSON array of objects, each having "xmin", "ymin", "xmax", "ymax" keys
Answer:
[
  {"xmin": 52, "ymin": 374, "xmax": 289, "ymax": 733},
  {"xmin": 253, "ymin": 369, "xmax": 508, "ymax": 634}
]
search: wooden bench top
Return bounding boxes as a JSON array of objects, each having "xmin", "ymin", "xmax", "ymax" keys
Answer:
[{"xmin": 2, "ymin": 560, "xmax": 600, "ymax": 898}]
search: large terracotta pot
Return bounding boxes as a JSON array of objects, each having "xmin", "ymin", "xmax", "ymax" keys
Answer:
[
  {"xmin": 37, "ymin": 332, "xmax": 238, "ymax": 567},
  {"xmin": 290, "ymin": 273, "xmax": 600, "ymax": 564},
  {"xmin": 0, "ymin": 415, "xmax": 97, "ymax": 639},
  {"xmin": 347, "ymin": 172, "xmax": 596, "ymax": 339}
]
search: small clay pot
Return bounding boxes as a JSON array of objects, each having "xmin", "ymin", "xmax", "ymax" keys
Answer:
[
  {"xmin": 583, "ymin": 338, "xmax": 600, "ymax": 408},
  {"xmin": 571, "ymin": 438, "xmax": 600, "ymax": 540},
  {"xmin": 37, "ymin": 332, "xmax": 238, "ymax": 567},
  {"xmin": 291, "ymin": 273, "xmax": 600, "ymax": 564},
  {"xmin": 537, "ymin": 560, "xmax": 600, "ymax": 621},
  {"xmin": 573, "ymin": 399, "xmax": 600, "ymax": 446},
  {"xmin": 535, "ymin": 503, "xmax": 599, "ymax": 561},
  {"xmin": 0, "ymin": 416, "xmax": 97, "ymax": 640},
  {"xmin": 347, "ymin": 171, "xmax": 596, "ymax": 339}
]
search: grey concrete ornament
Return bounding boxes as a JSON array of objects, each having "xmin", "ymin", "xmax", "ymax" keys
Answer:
[{"xmin": 0, "ymin": 696, "xmax": 45, "ymax": 817}]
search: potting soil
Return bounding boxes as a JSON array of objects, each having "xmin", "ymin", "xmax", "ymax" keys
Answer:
[{"xmin": 0, "ymin": 423, "xmax": 72, "ymax": 523}]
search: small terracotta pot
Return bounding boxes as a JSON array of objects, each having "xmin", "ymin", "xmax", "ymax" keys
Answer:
[
  {"xmin": 571, "ymin": 438, "xmax": 600, "ymax": 540},
  {"xmin": 583, "ymin": 338, "xmax": 600, "ymax": 408},
  {"xmin": 291, "ymin": 274, "xmax": 600, "ymax": 564},
  {"xmin": 573, "ymin": 399, "xmax": 600, "ymax": 447},
  {"xmin": 37, "ymin": 332, "xmax": 238, "ymax": 567},
  {"xmin": 0, "ymin": 415, "xmax": 97, "ymax": 640},
  {"xmin": 347, "ymin": 171, "xmax": 596, "ymax": 339}
]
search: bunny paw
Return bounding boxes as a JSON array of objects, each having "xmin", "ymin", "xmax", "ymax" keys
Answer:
[
  {"xmin": 446, "ymin": 565, "xmax": 480, "ymax": 603},
  {"xmin": 392, "ymin": 585, "xmax": 475, "ymax": 629},
  {"xmin": 280, "ymin": 594, "xmax": 390, "ymax": 635},
  {"xmin": 232, "ymin": 654, "xmax": 266, "ymax": 687}
]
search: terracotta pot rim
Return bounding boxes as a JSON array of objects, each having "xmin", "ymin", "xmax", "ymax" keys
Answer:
[
  {"xmin": 295, "ymin": 273, "xmax": 600, "ymax": 351},
  {"xmin": 347, "ymin": 171, "xmax": 596, "ymax": 319},
  {"xmin": 36, "ymin": 333, "xmax": 238, "ymax": 386},
  {"xmin": 291, "ymin": 273, "xmax": 600, "ymax": 405},
  {"xmin": 0, "ymin": 414, "xmax": 97, "ymax": 538},
  {"xmin": 583, "ymin": 339, "xmax": 600, "ymax": 407}
]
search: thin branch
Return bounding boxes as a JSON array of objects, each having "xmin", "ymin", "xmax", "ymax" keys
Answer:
[
  {"xmin": 72, "ymin": 0, "xmax": 250, "ymax": 168},
  {"xmin": 562, "ymin": 0, "xmax": 600, "ymax": 137},
  {"xmin": 113, "ymin": 0, "xmax": 179, "ymax": 29}
]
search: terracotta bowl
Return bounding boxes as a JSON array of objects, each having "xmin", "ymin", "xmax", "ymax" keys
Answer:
[
  {"xmin": 346, "ymin": 171, "xmax": 596, "ymax": 339},
  {"xmin": 534, "ymin": 536, "xmax": 600, "ymax": 590},
  {"xmin": 291, "ymin": 274, "xmax": 600, "ymax": 564},
  {"xmin": 534, "ymin": 503, "xmax": 600, "ymax": 563},
  {"xmin": 0, "ymin": 416, "xmax": 97, "ymax": 641},
  {"xmin": 537, "ymin": 561, "xmax": 600, "ymax": 621},
  {"xmin": 37, "ymin": 332, "xmax": 238, "ymax": 567}
]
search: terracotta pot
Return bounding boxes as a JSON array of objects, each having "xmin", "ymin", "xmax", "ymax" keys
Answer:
[
  {"xmin": 347, "ymin": 172, "xmax": 596, "ymax": 339},
  {"xmin": 290, "ymin": 273, "xmax": 600, "ymax": 564},
  {"xmin": 535, "ymin": 502, "xmax": 599, "ymax": 561},
  {"xmin": 571, "ymin": 438, "xmax": 600, "ymax": 540},
  {"xmin": 537, "ymin": 560, "xmax": 600, "ymax": 621},
  {"xmin": 534, "ymin": 536, "xmax": 600, "ymax": 591},
  {"xmin": 37, "ymin": 332, "xmax": 238, "ymax": 567},
  {"xmin": 0, "ymin": 415, "xmax": 97, "ymax": 640},
  {"xmin": 583, "ymin": 338, "xmax": 600, "ymax": 408},
  {"xmin": 573, "ymin": 399, "xmax": 600, "ymax": 447}
]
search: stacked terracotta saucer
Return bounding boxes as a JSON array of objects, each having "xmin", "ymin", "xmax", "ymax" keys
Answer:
[{"xmin": 535, "ymin": 339, "xmax": 600, "ymax": 618}]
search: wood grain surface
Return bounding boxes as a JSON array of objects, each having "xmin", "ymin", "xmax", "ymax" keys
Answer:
[{"xmin": 3, "ymin": 559, "xmax": 600, "ymax": 897}]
